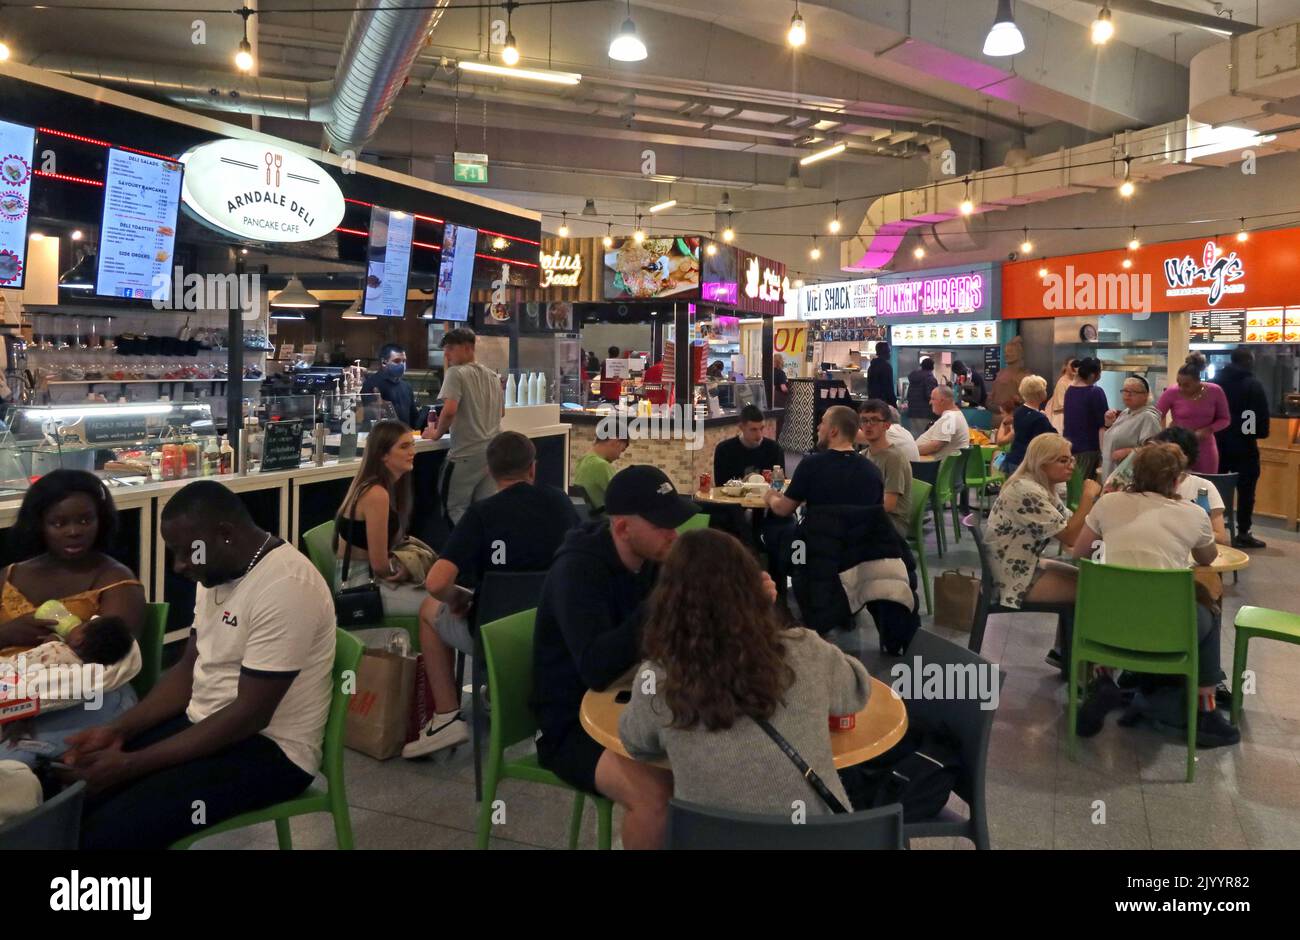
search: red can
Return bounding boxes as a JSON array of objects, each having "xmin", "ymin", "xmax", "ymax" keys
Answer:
[
  {"xmin": 699, "ymin": 472, "xmax": 712, "ymax": 494},
  {"xmin": 829, "ymin": 714, "xmax": 856, "ymax": 733}
]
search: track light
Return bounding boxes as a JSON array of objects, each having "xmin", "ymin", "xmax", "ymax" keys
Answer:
[
  {"xmin": 1091, "ymin": 5, "xmax": 1114, "ymax": 46},
  {"xmin": 829, "ymin": 201, "xmax": 842, "ymax": 234},
  {"xmin": 609, "ymin": 2, "xmax": 648, "ymax": 62},
  {"xmin": 234, "ymin": 6, "xmax": 254, "ymax": 72},
  {"xmin": 983, "ymin": 0, "xmax": 1025, "ymax": 57},
  {"xmin": 557, "ymin": 212, "xmax": 569, "ymax": 238},
  {"xmin": 788, "ymin": 3, "xmax": 807, "ymax": 48},
  {"xmin": 1020, "ymin": 229, "xmax": 1033, "ymax": 254},
  {"xmin": 809, "ymin": 237, "xmax": 821, "ymax": 261}
]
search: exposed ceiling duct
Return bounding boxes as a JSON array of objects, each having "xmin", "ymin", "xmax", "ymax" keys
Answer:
[
  {"xmin": 34, "ymin": 0, "xmax": 451, "ymax": 154},
  {"xmin": 1189, "ymin": 19, "xmax": 1300, "ymax": 133}
]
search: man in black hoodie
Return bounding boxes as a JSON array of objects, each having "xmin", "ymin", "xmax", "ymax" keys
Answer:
[{"xmin": 1215, "ymin": 347, "xmax": 1271, "ymax": 548}]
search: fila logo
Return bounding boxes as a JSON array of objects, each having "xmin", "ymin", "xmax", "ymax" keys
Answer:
[{"xmin": 222, "ymin": 611, "xmax": 239, "ymax": 628}]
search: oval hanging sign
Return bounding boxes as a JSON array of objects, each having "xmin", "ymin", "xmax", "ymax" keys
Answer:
[{"xmin": 178, "ymin": 139, "xmax": 345, "ymax": 243}]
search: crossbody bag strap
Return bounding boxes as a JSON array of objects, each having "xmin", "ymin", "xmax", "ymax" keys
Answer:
[
  {"xmin": 338, "ymin": 487, "xmax": 376, "ymax": 589},
  {"xmin": 753, "ymin": 716, "xmax": 848, "ymax": 814}
]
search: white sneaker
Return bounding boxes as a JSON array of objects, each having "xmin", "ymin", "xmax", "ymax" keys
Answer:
[{"xmin": 401, "ymin": 713, "xmax": 470, "ymax": 759}]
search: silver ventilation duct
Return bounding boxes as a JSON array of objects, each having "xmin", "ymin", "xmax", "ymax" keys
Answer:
[{"xmin": 323, "ymin": 0, "xmax": 449, "ymax": 154}]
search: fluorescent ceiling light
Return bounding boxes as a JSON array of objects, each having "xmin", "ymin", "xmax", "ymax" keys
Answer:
[
  {"xmin": 648, "ymin": 199, "xmax": 677, "ymax": 213},
  {"xmin": 800, "ymin": 142, "xmax": 845, "ymax": 166},
  {"xmin": 983, "ymin": 0, "xmax": 1025, "ymax": 57},
  {"xmin": 459, "ymin": 60, "xmax": 581, "ymax": 85},
  {"xmin": 609, "ymin": 17, "xmax": 648, "ymax": 62}
]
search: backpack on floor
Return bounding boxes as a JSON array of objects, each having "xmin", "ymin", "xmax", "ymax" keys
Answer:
[{"xmin": 838, "ymin": 724, "xmax": 962, "ymax": 822}]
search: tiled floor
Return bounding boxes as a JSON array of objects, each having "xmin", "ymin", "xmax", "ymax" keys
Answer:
[{"xmin": 199, "ymin": 516, "xmax": 1300, "ymax": 850}]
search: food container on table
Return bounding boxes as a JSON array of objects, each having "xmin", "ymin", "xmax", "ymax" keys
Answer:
[{"xmin": 829, "ymin": 714, "xmax": 856, "ymax": 732}]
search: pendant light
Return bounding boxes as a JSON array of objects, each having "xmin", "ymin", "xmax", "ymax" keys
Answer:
[
  {"xmin": 983, "ymin": 0, "xmax": 1025, "ymax": 57},
  {"xmin": 340, "ymin": 297, "xmax": 375, "ymax": 320},
  {"xmin": 603, "ymin": 223, "xmax": 614, "ymax": 249},
  {"xmin": 1019, "ymin": 228, "xmax": 1034, "ymax": 254},
  {"xmin": 234, "ymin": 6, "xmax": 254, "ymax": 72},
  {"xmin": 1091, "ymin": 4, "xmax": 1115, "ymax": 46},
  {"xmin": 270, "ymin": 275, "xmax": 319, "ymax": 309},
  {"xmin": 828, "ymin": 201, "xmax": 842, "ymax": 234},
  {"xmin": 557, "ymin": 211, "xmax": 569, "ymax": 238},
  {"xmin": 1236, "ymin": 219, "xmax": 1249, "ymax": 242},
  {"xmin": 581, "ymin": 198, "xmax": 598, "ymax": 217},
  {"xmin": 501, "ymin": 2, "xmax": 520, "ymax": 66},
  {"xmin": 787, "ymin": 2, "xmax": 807, "ymax": 48},
  {"xmin": 609, "ymin": 1, "xmax": 648, "ymax": 62},
  {"xmin": 809, "ymin": 236, "xmax": 821, "ymax": 261}
]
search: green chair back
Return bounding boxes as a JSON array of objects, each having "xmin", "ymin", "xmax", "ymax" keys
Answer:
[
  {"xmin": 676, "ymin": 513, "xmax": 710, "ymax": 534},
  {"xmin": 323, "ymin": 630, "xmax": 365, "ymax": 791},
  {"xmin": 965, "ymin": 445, "xmax": 988, "ymax": 484},
  {"xmin": 479, "ymin": 609, "xmax": 543, "ymax": 752},
  {"xmin": 302, "ymin": 521, "xmax": 338, "ymax": 592},
  {"xmin": 935, "ymin": 453, "xmax": 960, "ymax": 502},
  {"xmin": 131, "ymin": 602, "xmax": 169, "ymax": 698},
  {"xmin": 907, "ymin": 480, "xmax": 933, "ymax": 614},
  {"xmin": 1069, "ymin": 560, "xmax": 1199, "ymax": 780}
]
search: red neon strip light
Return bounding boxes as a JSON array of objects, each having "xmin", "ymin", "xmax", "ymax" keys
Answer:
[
  {"xmin": 37, "ymin": 126, "xmax": 176, "ymax": 163},
  {"xmin": 478, "ymin": 227, "xmax": 540, "ymax": 247},
  {"xmin": 413, "ymin": 212, "xmax": 445, "ymax": 224},
  {"xmin": 412, "ymin": 240, "xmax": 441, "ymax": 250},
  {"xmin": 479, "ymin": 253, "xmax": 538, "ymax": 268},
  {"xmin": 35, "ymin": 170, "xmax": 103, "ymax": 187},
  {"xmin": 344, "ymin": 197, "xmax": 373, "ymax": 207},
  {"xmin": 335, "ymin": 226, "xmax": 368, "ymax": 237}
]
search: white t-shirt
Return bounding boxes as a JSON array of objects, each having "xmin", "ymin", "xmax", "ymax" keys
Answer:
[
  {"xmin": 187, "ymin": 543, "xmax": 336, "ymax": 775},
  {"xmin": 915, "ymin": 408, "xmax": 970, "ymax": 461},
  {"xmin": 886, "ymin": 423, "xmax": 921, "ymax": 462},
  {"xmin": 1085, "ymin": 491, "xmax": 1215, "ymax": 570},
  {"xmin": 1178, "ymin": 474, "xmax": 1225, "ymax": 513}
]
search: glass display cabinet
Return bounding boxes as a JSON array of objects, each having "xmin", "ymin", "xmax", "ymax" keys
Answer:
[
  {"xmin": 240, "ymin": 393, "xmax": 396, "ymax": 472},
  {"xmin": 0, "ymin": 400, "xmax": 221, "ymax": 497}
]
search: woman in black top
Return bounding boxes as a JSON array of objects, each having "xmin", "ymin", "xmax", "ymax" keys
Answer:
[{"xmin": 866, "ymin": 341, "xmax": 896, "ymax": 406}]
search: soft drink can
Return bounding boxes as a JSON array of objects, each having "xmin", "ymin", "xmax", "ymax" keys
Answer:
[{"xmin": 829, "ymin": 714, "xmax": 856, "ymax": 732}]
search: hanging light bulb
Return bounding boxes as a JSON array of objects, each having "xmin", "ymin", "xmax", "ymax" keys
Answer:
[
  {"xmin": 1091, "ymin": 5, "xmax": 1115, "ymax": 46},
  {"xmin": 1127, "ymin": 227, "xmax": 1140, "ymax": 251},
  {"xmin": 1237, "ymin": 219, "xmax": 1249, "ymax": 242},
  {"xmin": 809, "ymin": 237, "xmax": 821, "ymax": 261},
  {"xmin": 913, "ymin": 245, "xmax": 926, "ymax": 259},
  {"xmin": 722, "ymin": 215, "xmax": 735, "ymax": 243},
  {"xmin": 787, "ymin": 2, "xmax": 807, "ymax": 47},
  {"xmin": 500, "ymin": 2, "xmax": 520, "ymax": 66},
  {"xmin": 234, "ymin": 6, "xmax": 254, "ymax": 72},
  {"xmin": 1121, "ymin": 258, "xmax": 1133, "ymax": 269},
  {"xmin": 828, "ymin": 201, "xmax": 842, "ymax": 234},
  {"xmin": 557, "ymin": 211, "xmax": 569, "ymax": 238},
  {"xmin": 632, "ymin": 215, "xmax": 645, "ymax": 244},
  {"xmin": 705, "ymin": 238, "xmax": 718, "ymax": 257},
  {"xmin": 1038, "ymin": 267, "xmax": 1048, "ymax": 279},
  {"xmin": 0, "ymin": 35, "xmax": 9, "ymax": 63},
  {"xmin": 1020, "ymin": 228, "xmax": 1033, "ymax": 255},
  {"xmin": 1118, "ymin": 158, "xmax": 1135, "ymax": 198},
  {"xmin": 603, "ymin": 223, "xmax": 614, "ymax": 249},
  {"xmin": 958, "ymin": 178, "xmax": 975, "ymax": 216}
]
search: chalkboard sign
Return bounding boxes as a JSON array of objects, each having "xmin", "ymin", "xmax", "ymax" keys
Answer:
[
  {"xmin": 84, "ymin": 416, "xmax": 150, "ymax": 444},
  {"xmin": 260, "ymin": 420, "xmax": 304, "ymax": 472},
  {"xmin": 983, "ymin": 346, "xmax": 1001, "ymax": 384}
]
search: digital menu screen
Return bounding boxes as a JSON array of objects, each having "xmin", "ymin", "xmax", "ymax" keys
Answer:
[
  {"xmin": 1190, "ymin": 309, "xmax": 1246, "ymax": 343},
  {"xmin": 0, "ymin": 119, "xmax": 37, "ymax": 290},
  {"xmin": 363, "ymin": 205, "xmax": 415, "ymax": 318},
  {"xmin": 434, "ymin": 224, "xmax": 477, "ymax": 322},
  {"xmin": 95, "ymin": 148, "xmax": 183, "ymax": 301}
]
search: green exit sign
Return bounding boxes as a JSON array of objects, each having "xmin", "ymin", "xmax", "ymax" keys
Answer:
[{"xmin": 453, "ymin": 151, "xmax": 489, "ymax": 184}]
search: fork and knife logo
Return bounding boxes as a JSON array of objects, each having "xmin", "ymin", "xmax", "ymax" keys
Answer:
[{"xmin": 264, "ymin": 151, "xmax": 283, "ymax": 187}]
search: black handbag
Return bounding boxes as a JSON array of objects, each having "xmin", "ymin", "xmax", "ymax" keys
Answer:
[
  {"xmin": 754, "ymin": 717, "xmax": 849, "ymax": 814},
  {"xmin": 332, "ymin": 495, "xmax": 384, "ymax": 627}
]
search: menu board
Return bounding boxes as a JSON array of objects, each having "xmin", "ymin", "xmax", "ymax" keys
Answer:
[
  {"xmin": 260, "ymin": 419, "xmax": 304, "ymax": 472},
  {"xmin": 1243, "ymin": 308, "xmax": 1288, "ymax": 344},
  {"xmin": 890, "ymin": 320, "xmax": 997, "ymax": 347},
  {"xmin": 434, "ymin": 224, "xmax": 477, "ymax": 321},
  {"xmin": 0, "ymin": 119, "xmax": 37, "ymax": 290},
  {"xmin": 1192, "ymin": 308, "xmax": 1300, "ymax": 343},
  {"xmin": 1190, "ymin": 309, "xmax": 1246, "ymax": 343},
  {"xmin": 363, "ymin": 205, "xmax": 415, "ymax": 318},
  {"xmin": 95, "ymin": 148, "xmax": 183, "ymax": 301}
]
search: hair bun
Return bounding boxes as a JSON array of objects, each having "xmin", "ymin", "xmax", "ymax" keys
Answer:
[{"xmin": 1184, "ymin": 352, "xmax": 1207, "ymax": 371}]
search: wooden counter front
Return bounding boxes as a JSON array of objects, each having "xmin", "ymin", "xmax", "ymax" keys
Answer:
[{"xmin": 1257, "ymin": 418, "xmax": 1300, "ymax": 531}]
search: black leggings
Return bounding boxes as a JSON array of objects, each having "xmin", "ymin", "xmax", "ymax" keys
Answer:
[{"xmin": 80, "ymin": 716, "xmax": 314, "ymax": 850}]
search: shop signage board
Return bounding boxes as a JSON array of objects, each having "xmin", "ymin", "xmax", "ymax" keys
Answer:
[
  {"xmin": 179, "ymin": 139, "xmax": 346, "ymax": 243},
  {"xmin": 773, "ymin": 323, "xmax": 807, "ymax": 355},
  {"xmin": 873, "ymin": 263, "xmax": 999, "ymax": 324},
  {"xmin": 798, "ymin": 279, "xmax": 877, "ymax": 320},
  {"xmin": 539, "ymin": 249, "xmax": 582, "ymax": 288},
  {"xmin": 1002, "ymin": 228, "xmax": 1300, "ymax": 318},
  {"xmin": 453, "ymin": 152, "xmax": 489, "ymax": 185},
  {"xmin": 737, "ymin": 250, "xmax": 788, "ymax": 315}
]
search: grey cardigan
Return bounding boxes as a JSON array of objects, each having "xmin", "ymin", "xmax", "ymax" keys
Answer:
[
  {"xmin": 618, "ymin": 627, "xmax": 871, "ymax": 816},
  {"xmin": 1101, "ymin": 403, "xmax": 1163, "ymax": 479}
]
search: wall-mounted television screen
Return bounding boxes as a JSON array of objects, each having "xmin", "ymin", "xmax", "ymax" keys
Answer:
[
  {"xmin": 95, "ymin": 148, "xmax": 183, "ymax": 301},
  {"xmin": 363, "ymin": 205, "xmax": 415, "ymax": 317},
  {"xmin": 435, "ymin": 223, "xmax": 477, "ymax": 321}
]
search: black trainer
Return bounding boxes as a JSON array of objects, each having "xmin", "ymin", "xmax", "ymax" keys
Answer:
[
  {"xmin": 1196, "ymin": 709, "xmax": 1242, "ymax": 748},
  {"xmin": 1233, "ymin": 533, "xmax": 1266, "ymax": 549},
  {"xmin": 1076, "ymin": 675, "xmax": 1123, "ymax": 738}
]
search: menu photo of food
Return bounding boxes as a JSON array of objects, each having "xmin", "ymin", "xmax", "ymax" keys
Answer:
[
  {"xmin": 546, "ymin": 301, "xmax": 574, "ymax": 331},
  {"xmin": 603, "ymin": 236, "xmax": 700, "ymax": 300},
  {"xmin": 0, "ymin": 249, "xmax": 21, "ymax": 286},
  {"xmin": 1, "ymin": 154, "xmax": 30, "ymax": 187},
  {"xmin": 0, "ymin": 191, "xmax": 27, "ymax": 223}
]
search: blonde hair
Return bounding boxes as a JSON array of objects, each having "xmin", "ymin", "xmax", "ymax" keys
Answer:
[
  {"xmin": 1131, "ymin": 443, "xmax": 1186, "ymax": 498},
  {"xmin": 1007, "ymin": 432, "xmax": 1071, "ymax": 493},
  {"xmin": 1018, "ymin": 374, "xmax": 1048, "ymax": 403}
]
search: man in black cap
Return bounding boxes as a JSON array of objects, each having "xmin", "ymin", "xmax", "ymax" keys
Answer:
[{"xmin": 531, "ymin": 466, "xmax": 773, "ymax": 848}]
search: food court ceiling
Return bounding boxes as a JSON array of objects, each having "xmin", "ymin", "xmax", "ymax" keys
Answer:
[{"xmin": 7, "ymin": 0, "xmax": 1295, "ymax": 276}]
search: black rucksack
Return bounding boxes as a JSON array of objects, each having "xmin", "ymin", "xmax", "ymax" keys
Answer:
[{"xmin": 838, "ymin": 724, "xmax": 962, "ymax": 821}]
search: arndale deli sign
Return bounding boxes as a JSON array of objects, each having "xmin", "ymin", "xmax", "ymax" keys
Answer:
[{"xmin": 179, "ymin": 139, "xmax": 346, "ymax": 242}]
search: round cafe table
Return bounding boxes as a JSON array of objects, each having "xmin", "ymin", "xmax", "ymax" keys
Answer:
[
  {"xmin": 580, "ymin": 671, "xmax": 908, "ymax": 771},
  {"xmin": 693, "ymin": 487, "xmax": 769, "ymax": 510},
  {"xmin": 1198, "ymin": 544, "xmax": 1250, "ymax": 574}
]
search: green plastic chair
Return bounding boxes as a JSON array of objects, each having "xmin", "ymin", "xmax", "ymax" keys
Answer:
[
  {"xmin": 476, "ymin": 609, "xmax": 612, "ymax": 850},
  {"xmin": 934, "ymin": 450, "xmax": 970, "ymax": 546},
  {"xmin": 131, "ymin": 602, "xmax": 170, "ymax": 698},
  {"xmin": 301, "ymin": 520, "xmax": 419, "ymax": 651},
  {"xmin": 1068, "ymin": 561, "xmax": 1199, "ymax": 782},
  {"xmin": 1231, "ymin": 606, "xmax": 1300, "ymax": 726},
  {"xmin": 676, "ymin": 513, "xmax": 710, "ymax": 534},
  {"xmin": 171, "ymin": 629, "xmax": 364, "ymax": 849},
  {"xmin": 965, "ymin": 445, "xmax": 998, "ymax": 512},
  {"xmin": 906, "ymin": 479, "xmax": 934, "ymax": 615}
]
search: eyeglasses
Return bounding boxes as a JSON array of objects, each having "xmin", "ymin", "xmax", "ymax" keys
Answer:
[
  {"xmin": 1050, "ymin": 455, "xmax": 1075, "ymax": 465},
  {"xmin": 860, "ymin": 417, "xmax": 887, "ymax": 425}
]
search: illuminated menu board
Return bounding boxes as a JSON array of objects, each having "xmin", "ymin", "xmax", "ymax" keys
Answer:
[
  {"xmin": 95, "ymin": 148, "xmax": 183, "ymax": 301},
  {"xmin": 363, "ymin": 205, "xmax": 415, "ymax": 318},
  {"xmin": 0, "ymin": 119, "xmax": 37, "ymax": 290},
  {"xmin": 435, "ymin": 224, "xmax": 477, "ymax": 321},
  {"xmin": 1190, "ymin": 309, "xmax": 1246, "ymax": 343},
  {"xmin": 890, "ymin": 320, "xmax": 998, "ymax": 347},
  {"xmin": 1191, "ymin": 308, "xmax": 1300, "ymax": 343}
]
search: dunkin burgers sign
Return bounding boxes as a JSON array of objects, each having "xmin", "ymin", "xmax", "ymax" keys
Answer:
[{"xmin": 1003, "ymin": 228, "xmax": 1300, "ymax": 319}]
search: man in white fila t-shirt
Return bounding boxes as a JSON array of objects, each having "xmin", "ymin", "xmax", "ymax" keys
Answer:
[{"xmin": 67, "ymin": 481, "xmax": 335, "ymax": 849}]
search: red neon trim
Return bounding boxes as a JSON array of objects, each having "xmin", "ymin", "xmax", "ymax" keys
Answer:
[
  {"xmin": 413, "ymin": 212, "xmax": 445, "ymax": 224},
  {"xmin": 344, "ymin": 197, "xmax": 373, "ymax": 207},
  {"xmin": 334, "ymin": 226, "xmax": 368, "ymax": 237},
  {"xmin": 35, "ymin": 170, "xmax": 103, "ymax": 187},
  {"xmin": 412, "ymin": 240, "xmax": 441, "ymax": 250},
  {"xmin": 478, "ymin": 227, "xmax": 540, "ymax": 247},
  {"xmin": 37, "ymin": 126, "xmax": 176, "ymax": 163},
  {"xmin": 479, "ymin": 253, "xmax": 538, "ymax": 268}
]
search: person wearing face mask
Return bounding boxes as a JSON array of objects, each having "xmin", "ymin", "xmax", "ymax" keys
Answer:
[{"xmin": 361, "ymin": 343, "xmax": 421, "ymax": 429}]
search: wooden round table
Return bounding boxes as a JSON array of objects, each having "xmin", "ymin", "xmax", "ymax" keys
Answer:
[
  {"xmin": 580, "ymin": 673, "xmax": 908, "ymax": 770},
  {"xmin": 693, "ymin": 488, "xmax": 769, "ymax": 510},
  {"xmin": 1200, "ymin": 544, "xmax": 1251, "ymax": 574}
]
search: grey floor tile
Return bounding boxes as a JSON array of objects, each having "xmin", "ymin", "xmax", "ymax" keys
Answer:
[{"xmin": 1053, "ymin": 813, "xmax": 1151, "ymax": 850}]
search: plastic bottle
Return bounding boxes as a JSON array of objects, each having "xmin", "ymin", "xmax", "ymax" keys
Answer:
[
  {"xmin": 504, "ymin": 373, "xmax": 517, "ymax": 408},
  {"xmin": 536, "ymin": 371, "xmax": 547, "ymax": 404},
  {"xmin": 219, "ymin": 435, "xmax": 234, "ymax": 474},
  {"xmin": 203, "ymin": 437, "xmax": 220, "ymax": 476},
  {"xmin": 772, "ymin": 464, "xmax": 785, "ymax": 491},
  {"xmin": 1196, "ymin": 487, "xmax": 1211, "ymax": 513}
]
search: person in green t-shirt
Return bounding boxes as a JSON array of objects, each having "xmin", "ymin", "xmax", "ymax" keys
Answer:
[
  {"xmin": 858, "ymin": 398, "xmax": 912, "ymax": 536},
  {"xmin": 574, "ymin": 435, "xmax": 629, "ymax": 510}
]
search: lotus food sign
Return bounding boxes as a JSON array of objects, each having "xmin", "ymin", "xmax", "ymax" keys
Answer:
[{"xmin": 179, "ymin": 139, "xmax": 345, "ymax": 243}]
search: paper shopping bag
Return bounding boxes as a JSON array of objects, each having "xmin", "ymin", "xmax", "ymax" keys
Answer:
[
  {"xmin": 933, "ymin": 569, "xmax": 981, "ymax": 632},
  {"xmin": 345, "ymin": 648, "xmax": 416, "ymax": 760}
]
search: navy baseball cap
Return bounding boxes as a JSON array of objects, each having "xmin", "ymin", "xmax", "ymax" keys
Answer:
[{"xmin": 604, "ymin": 465, "xmax": 696, "ymax": 530}]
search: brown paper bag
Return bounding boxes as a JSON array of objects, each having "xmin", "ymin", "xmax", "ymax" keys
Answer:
[
  {"xmin": 345, "ymin": 648, "xmax": 416, "ymax": 760},
  {"xmin": 933, "ymin": 569, "xmax": 981, "ymax": 632}
]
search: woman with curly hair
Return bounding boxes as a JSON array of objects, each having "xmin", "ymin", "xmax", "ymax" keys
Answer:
[{"xmin": 618, "ymin": 528, "xmax": 870, "ymax": 816}]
